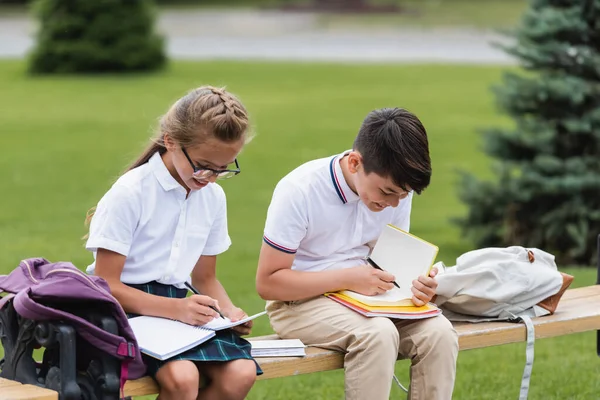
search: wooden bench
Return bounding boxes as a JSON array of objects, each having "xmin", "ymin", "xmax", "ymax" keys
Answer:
[
  {"xmin": 123, "ymin": 285, "xmax": 600, "ymax": 398},
  {"xmin": 2, "ymin": 285, "xmax": 599, "ymax": 399}
]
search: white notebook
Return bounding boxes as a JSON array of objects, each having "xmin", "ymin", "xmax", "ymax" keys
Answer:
[
  {"xmin": 341, "ymin": 224, "xmax": 439, "ymax": 306},
  {"xmin": 248, "ymin": 339, "xmax": 306, "ymax": 357},
  {"xmin": 129, "ymin": 311, "xmax": 267, "ymax": 360},
  {"xmin": 128, "ymin": 316, "xmax": 215, "ymax": 360}
]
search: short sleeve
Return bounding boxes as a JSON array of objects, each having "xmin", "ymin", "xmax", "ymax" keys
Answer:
[
  {"xmin": 263, "ymin": 181, "xmax": 308, "ymax": 254},
  {"xmin": 85, "ymin": 184, "xmax": 141, "ymax": 256},
  {"xmin": 202, "ymin": 189, "xmax": 232, "ymax": 256},
  {"xmin": 391, "ymin": 191, "xmax": 413, "ymax": 232}
]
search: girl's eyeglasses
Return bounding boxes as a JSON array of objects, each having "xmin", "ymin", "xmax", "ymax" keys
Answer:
[{"xmin": 181, "ymin": 147, "xmax": 241, "ymax": 180}]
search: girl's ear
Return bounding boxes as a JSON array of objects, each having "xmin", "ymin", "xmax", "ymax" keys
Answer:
[{"xmin": 163, "ymin": 133, "xmax": 177, "ymax": 152}]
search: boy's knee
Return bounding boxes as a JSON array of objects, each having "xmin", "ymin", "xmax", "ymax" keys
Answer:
[
  {"xmin": 354, "ymin": 317, "xmax": 399, "ymax": 352},
  {"xmin": 156, "ymin": 361, "xmax": 200, "ymax": 398},
  {"xmin": 425, "ymin": 316, "xmax": 459, "ymax": 352}
]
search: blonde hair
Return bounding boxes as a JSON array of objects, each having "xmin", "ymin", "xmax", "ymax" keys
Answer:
[{"xmin": 84, "ymin": 85, "xmax": 250, "ymax": 232}]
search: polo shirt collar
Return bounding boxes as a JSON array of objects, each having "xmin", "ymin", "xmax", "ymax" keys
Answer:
[
  {"xmin": 149, "ymin": 152, "xmax": 181, "ymax": 192},
  {"xmin": 329, "ymin": 150, "xmax": 360, "ymax": 204}
]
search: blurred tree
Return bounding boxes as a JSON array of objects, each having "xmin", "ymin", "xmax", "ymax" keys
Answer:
[
  {"xmin": 456, "ymin": 0, "xmax": 600, "ymax": 265},
  {"xmin": 28, "ymin": 0, "xmax": 166, "ymax": 74}
]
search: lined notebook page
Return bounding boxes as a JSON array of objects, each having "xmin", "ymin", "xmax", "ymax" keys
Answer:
[{"xmin": 128, "ymin": 316, "xmax": 215, "ymax": 360}]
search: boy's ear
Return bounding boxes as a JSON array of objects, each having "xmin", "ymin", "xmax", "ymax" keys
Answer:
[{"xmin": 347, "ymin": 151, "xmax": 362, "ymax": 173}]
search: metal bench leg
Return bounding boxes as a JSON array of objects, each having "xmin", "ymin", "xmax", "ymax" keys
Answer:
[
  {"xmin": 35, "ymin": 321, "xmax": 81, "ymax": 400},
  {"xmin": 0, "ymin": 304, "xmax": 39, "ymax": 385}
]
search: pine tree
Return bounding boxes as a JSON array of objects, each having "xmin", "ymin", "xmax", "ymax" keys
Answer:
[
  {"xmin": 29, "ymin": 0, "xmax": 166, "ymax": 73},
  {"xmin": 456, "ymin": 0, "xmax": 600, "ymax": 265}
]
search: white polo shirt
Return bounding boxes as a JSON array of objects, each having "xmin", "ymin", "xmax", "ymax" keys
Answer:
[
  {"xmin": 263, "ymin": 150, "xmax": 413, "ymax": 272},
  {"xmin": 86, "ymin": 152, "xmax": 231, "ymax": 288}
]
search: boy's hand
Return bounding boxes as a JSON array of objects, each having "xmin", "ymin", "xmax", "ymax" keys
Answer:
[
  {"xmin": 411, "ymin": 267, "xmax": 438, "ymax": 306},
  {"xmin": 177, "ymin": 295, "xmax": 220, "ymax": 326},
  {"xmin": 345, "ymin": 265, "xmax": 396, "ymax": 296},
  {"xmin": 224, "ymin": 307, "xmax": 253, "ymax": 336}
]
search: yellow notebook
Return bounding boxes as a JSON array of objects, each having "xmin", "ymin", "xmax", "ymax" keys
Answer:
[
  {"xmin": 340, "ymin": 224, "xmax": 439, "ymax": 307},
  {"xmin": 330, "ymin": 292, "xmax": 437, "ymax": 313}
]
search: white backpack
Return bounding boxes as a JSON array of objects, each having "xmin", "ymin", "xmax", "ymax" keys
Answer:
[{"xmin": 434, "ymin": 246, "xmax": 570, "ymax": 400}]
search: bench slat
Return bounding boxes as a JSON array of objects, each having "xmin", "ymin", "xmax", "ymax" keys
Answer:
[
  {"xmin": 0, "ymin": 377, "xmax": 23, "ymax": 388},
  {"xmin": 0, "ymin": 378, "xmax": 58, "ymax": 400},
  {"xmin": 121, "ymin": 285, "xmax": 599, "ymax": 397}
]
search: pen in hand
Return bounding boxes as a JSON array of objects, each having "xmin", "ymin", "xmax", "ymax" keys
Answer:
[
  {"xmin": 184, "ymin": 281, "xmax": 226, "ymax": 319},
  {"xmin": 366, "ymin": 257, "xmax": 401, "ymax": 289}
]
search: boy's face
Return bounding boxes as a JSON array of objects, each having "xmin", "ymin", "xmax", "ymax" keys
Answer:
[{"xmin": 346, "ymin": 152, "xmax": 411, "ymax": 212}]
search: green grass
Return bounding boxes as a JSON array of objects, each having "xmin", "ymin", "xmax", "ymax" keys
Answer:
[{"xmin": 0, "ymin": 60, "xmax": 597, "ymax": 399}]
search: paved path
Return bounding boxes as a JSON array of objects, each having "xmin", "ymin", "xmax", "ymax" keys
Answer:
[{"xmin": 0, "ymin": 9, "xmax": 515, "ymax": 64}]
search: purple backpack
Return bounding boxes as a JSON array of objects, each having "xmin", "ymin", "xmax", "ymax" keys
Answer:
[{"xmin": 0, "ymin": 257, "xmax": 146, "ymax": 394}]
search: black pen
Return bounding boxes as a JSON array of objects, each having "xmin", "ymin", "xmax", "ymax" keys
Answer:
[
  {"xmin": 366, "ymin": 257, "xmax": 401, "ymax": 289},
  {"xmin": 184, "ymin": 281, "xmax": 226, "ymax": 319}
]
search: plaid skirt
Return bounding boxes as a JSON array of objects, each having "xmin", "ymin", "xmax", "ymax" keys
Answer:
[{"xmin": 126, "ymin": 281, "xmax": 263, "ymax": 378}]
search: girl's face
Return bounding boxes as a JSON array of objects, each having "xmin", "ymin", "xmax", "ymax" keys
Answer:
[{"xmin": 164, "ymin": 135, "xmax": 245, "ymax": 192}]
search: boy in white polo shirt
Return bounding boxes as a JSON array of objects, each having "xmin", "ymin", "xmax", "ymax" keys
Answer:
[{"xmin": 256, "ymin": 108, "xmax": 458, "ymax": 400}]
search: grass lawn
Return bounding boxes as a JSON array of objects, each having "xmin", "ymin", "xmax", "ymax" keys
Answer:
[{"xmin": 0, "ymin": 60, "xmax": 597, "ymax": 399}]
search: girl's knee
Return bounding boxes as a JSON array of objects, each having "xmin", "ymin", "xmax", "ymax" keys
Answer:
[
  {"xmin": 156, "ymin": 361, "xmax": 200, "ymax": 399},
  {"xmin": 214, "ymin": 359, "xmax": 257, "ymax": 399},
  {"xmin": 227, "ymin": 359, "xmax": 257, "ymax": 389}
]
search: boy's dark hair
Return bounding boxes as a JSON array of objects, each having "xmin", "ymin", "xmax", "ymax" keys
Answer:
[{"xmin": 353, "ymin": 108, "xmax": 431, "ymax": 194}]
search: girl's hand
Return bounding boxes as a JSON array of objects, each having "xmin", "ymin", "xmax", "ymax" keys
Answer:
[
  {"xmin": 224, "ymin": 306, "xmax": 252, "ymax": 336},
  {"xmin": 344, "ymin": 265, "xmax": 396, "ymax": 296},
  {"xmin": 411, "ymin": 267, "xmax": 439, "ymax": 306},
  {"xmin": 176, "ymin": 295, "xmax": 220, "ymax": 326}
]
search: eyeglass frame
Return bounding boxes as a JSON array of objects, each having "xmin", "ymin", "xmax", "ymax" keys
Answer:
[{"xmin": 181, "ymin": 146, "xmax": 241, "ymax": 180}]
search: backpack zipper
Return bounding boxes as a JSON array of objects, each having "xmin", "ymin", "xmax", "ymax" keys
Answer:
[
  {"xmin": 46, "ymin": 268, "xmax": 110, "ymax": 295},
  {"xmin": 22, "ymin": 259, "xmax": 39, "ymax": 284}
]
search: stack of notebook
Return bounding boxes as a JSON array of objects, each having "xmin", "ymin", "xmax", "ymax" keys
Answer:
[
  {"xmin": 326, "ymin": 224, "xmax": 442, "ymax": 320},
  {"xmin": 248, "ymin": 339, "xmax": 306, "ymax": 357},
  {"xmin": 325, "ymin": 290, "xmax": 441, "ymax": 319}
]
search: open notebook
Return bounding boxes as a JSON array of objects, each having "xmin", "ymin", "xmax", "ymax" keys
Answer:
[
  {"xmin": 341, "ymin": 224, "xmax": 439, "ymax": 307},
  {"xmin": 248, "ymin": 339, "xmax": 306, "ymax": 357},
  {"xmin": 129, "ymin": 311, "xmax": 266, "ymax": 360}
]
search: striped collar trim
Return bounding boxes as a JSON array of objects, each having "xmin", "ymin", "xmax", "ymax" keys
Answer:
[{"xmin": 329, "ymin": 152, "xmax": 360, "ymax": 204}]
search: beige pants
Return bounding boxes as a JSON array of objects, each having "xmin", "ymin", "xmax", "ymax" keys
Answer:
[{"xmin": 267, "ymin": 296, "xmax": 458, "ymax": 400}]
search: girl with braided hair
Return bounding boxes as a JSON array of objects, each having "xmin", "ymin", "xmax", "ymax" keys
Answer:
[{"xmin": 84, "ymin": 86, "xmax": 261, "ymax": 400}]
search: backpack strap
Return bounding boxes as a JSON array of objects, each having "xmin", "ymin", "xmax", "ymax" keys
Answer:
[
  {"xmin": 508, "ymin": 314, "xmax": 535, "ymax": 400},
  {"xmin": 117, "ymin": 342, "xmax": 135, "ymax": 399}
]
